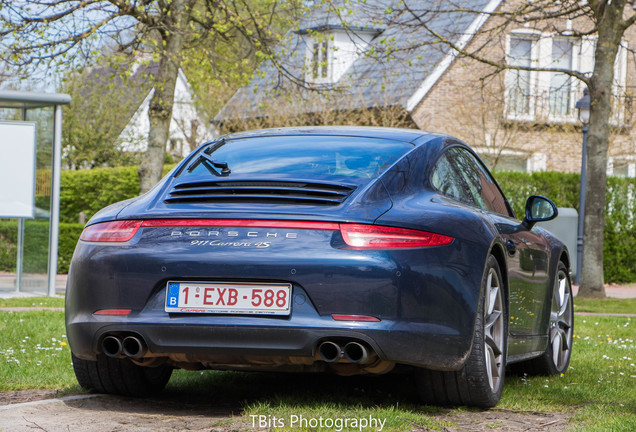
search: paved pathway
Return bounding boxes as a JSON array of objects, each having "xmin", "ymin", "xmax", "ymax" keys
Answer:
[{"xmin": 572, "ymin": 283, "xmax": 636, "ymax": 298}]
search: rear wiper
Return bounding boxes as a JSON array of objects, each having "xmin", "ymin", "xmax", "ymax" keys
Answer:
[{"xmin": 187, "ymin": 153, "xmax": 231, "ymax": 176}]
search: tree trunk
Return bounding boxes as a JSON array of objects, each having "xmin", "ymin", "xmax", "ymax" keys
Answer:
[
  {"xmin": 578, "ymin": 1, "xmax": 626, "ymax": 298},
  {"xmin": 138, "ymin": 0, "xmax": 193, "ymax": 194}
]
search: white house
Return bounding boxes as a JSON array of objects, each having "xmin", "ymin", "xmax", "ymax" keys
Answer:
[{"xmin": 118, "ymin": 67, "xmax": 213, "ymax": 158}]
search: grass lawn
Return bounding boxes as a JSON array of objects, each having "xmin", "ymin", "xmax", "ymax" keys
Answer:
[
  {"xmin": 0, "ymin": 296, "xmax": 65, "ymax": 308},
  {"xmin": 573, "ymin": 297, "xmax": 636, "ymax": 314},
  {"xmin": 0, "ymin": 297, "xmax": 634, "ymax": 431}
]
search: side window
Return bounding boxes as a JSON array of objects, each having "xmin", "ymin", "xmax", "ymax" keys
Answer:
[
  {"xmin": 432, "ymin": 147, "xmax": 510, "ymax": 216},
  {"xmin": 448, "ymin": 147, "xmax": 510, "ymax": 216},
  {"xmin": 430, "ymin": 153, "xmax": 477, "ymax": 206}
]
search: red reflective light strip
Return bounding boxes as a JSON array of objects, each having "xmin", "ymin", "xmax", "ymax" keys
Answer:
[
  {"xmin": 340, "ymin": 224, "xmax": 453, "ymax": 249},
  {"xmin": 141, "ymin": 219, "xmax": 340, "ymax": 230},
  {"xmin": 94, "ymin": 309, "xmax": 132, "ymax": 316},
  {"xmin": 332, "ymin": 314, "xmax": 381, "ymax": 322},
  {"xmin": 80, "ymin": 220, "xmax": 143, "ymax": 242},
  {"xmin": 80, "ymin": 219, "xmax": 453, "ymax": 249}
]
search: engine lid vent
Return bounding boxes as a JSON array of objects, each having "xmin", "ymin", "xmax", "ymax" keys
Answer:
[{"xmin": 164, "ymin": 181, "xmax": 356, "ymax": 206}]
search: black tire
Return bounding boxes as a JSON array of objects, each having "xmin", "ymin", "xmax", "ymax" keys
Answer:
[
  {"xmin": 511, "ymin": 261, "xmax": 573, "ymax": 376},
  {"xmin": 72, "ymin": 353, "xmax": 173, "ymax": 397},
  {"xmin": 415, "ymin": 255, "xmax": 508, "ymax": 408}
]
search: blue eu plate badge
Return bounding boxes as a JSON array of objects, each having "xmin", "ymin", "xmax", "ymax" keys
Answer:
[{"xmin": 167, "ymin": 282, "xmax": 180, "ymax": 308}]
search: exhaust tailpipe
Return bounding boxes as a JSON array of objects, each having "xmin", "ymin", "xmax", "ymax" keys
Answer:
[
  {"xmin": 343, "ymin": 342, "xmax": 369, "ymax": 364},
  {"xmin": 318, "ymin": 341, "xmax": 342, "ymax": 363},
  {"xmin": 102, "ymin": 336, "xmax": 123, "ymax": 358},
  {"xmin": 122, "ymin": 336, "xmax": 147, "ymax": 359}
]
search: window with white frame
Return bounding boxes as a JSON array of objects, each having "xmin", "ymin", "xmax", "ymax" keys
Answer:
[
  {"xmin": 608, "ymin": 156, "xmax": 636, "ymax": 178},
  {"xmin": 477, "ymin": 149, "xmax": 545, "ymax": 173},
  {"xmin": 505, "ymin": 32, "xmax": 626, "ymax": 123},
  {"xmin": 507, "ymin": 37, "xmax": 534, "ymax": 116},
  {"xmin": 549, "ymin": 39, "xmax": 574, "ymax": 116},
  {"xmin": 311, "ymin": 39, "xmax": 329, "ymax": 80},
  {"xmin": 481, "ymin": 152, "xmax": 528, "ymax": 172},
  {"xmin": 303, "ymin": 28, "xmax": 377, "ymax": 85}
]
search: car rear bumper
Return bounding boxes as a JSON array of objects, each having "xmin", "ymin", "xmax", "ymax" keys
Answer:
[
  {"xmin": 67, "ymin": 314, "xmax": 472, "ymax": 371},
  {"xmin": 66, "ymin": 233, "xmax": 487, "ymax": 372}
]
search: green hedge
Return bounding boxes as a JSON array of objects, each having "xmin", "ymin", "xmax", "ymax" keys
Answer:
[
  {"xmin": 0, "ymin": 220, "xmax": 84, "ymax": 274},
  {"xmin": 59, "ymin": 165, "xmax": 176, "ymax": 224},
  {"xmin": 2, "ymin": 168, "xmax": 634, "ymax": 282},
  {"xmin": 495, "ymin": 171, "xmax": 636, "ymax": 283},
  {"xmin": 59, "ymin": 166, "xmax": 140, "ymax": 223}
]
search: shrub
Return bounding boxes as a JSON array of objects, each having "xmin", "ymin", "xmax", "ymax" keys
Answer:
[
  {"xmin": 2, "ymin": 167, "xmax": 634, "ymax": 282},
  {"xmin": 0, "ymin": 220, "xmax": 84, "ymax": 274},
  {"xmin": 60, "ymin": 165, "xmax": 176, "ymax": 223},
  {"xmin": 496, "ymin": 171, "xmax": 636, "ymax": 283},
  {"xmin": 59, "ymin": 166, "xmax": 140, "ymax": 223}
]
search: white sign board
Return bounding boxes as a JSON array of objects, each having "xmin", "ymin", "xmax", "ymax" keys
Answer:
[{"xmin": 0, "ymin": 121, "xmax": 37, "ymax": 218}]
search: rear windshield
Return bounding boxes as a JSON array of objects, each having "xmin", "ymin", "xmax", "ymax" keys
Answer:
[{"xmin": 180, "ymin": 135, "xmax": 414, "ymax": 179}]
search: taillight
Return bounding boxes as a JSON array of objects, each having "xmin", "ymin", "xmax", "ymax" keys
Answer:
[
  {"xmin": 79, "ymin": 219, "xmax": 452, "ymax": 248},
  {"xmin": 340, "ymin": 224, "xmax": 453, "ymax": 249},
  {"xmin": 80, "ymin": 220, "xmax": 143, "ymax": 242}
]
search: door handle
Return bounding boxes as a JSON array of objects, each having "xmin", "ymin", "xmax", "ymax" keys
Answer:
[{"xmin": 506, "ymin": 240, "xmax": 517, "ymax": 256}]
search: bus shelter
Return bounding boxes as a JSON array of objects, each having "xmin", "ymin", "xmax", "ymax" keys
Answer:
[{"xmin": 0, "ymin": 91, "xmax": 71, "ymax": 297}]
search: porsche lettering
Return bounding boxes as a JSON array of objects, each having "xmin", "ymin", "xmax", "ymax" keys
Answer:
[{"xmin": 170, "ymin": 230, "xmax": 298, "ymax": 239}]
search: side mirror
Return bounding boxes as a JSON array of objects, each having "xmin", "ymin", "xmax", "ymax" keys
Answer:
[{"xmin": 522, "ymin": 195, "xmax": 558, "ymax": 229}]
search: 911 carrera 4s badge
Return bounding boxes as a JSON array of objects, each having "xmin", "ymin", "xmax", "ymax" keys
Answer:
[
  {"xmin": 189, "ymin": 239, "xmax": 272, "ymax": 248},
  {"xmin": 170, "ymin": 229, "xmax": 299, "ymax": 248},
  {"xmin": 165, "ymin": 281, "xmax": 292, "ymax": 315}
]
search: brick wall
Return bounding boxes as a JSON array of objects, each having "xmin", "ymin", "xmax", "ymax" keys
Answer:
[{"xmin": 409, "ymin": 2, "xmax": 636, "ymax": 175}]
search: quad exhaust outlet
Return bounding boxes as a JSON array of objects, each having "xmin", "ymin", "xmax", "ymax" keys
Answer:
[
  {"xmin": 318, "ymin": 340, "xmax": 372, "ymax": 364},
  {"xmin": 102, "ymin": 334, "xmax": 147, "ymax": 359},
  {"xmin": 122, "ymin": 336, "xmax": 148, "ymax": 359},
  {"xmin": 102, "ymin": 336, "xmax": 123, "ymax": 358},
  {"xmin": 343, "ymin": 342, "xmax": 370, "ymax": 364}
]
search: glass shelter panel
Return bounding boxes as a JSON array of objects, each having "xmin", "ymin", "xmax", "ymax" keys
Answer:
[
  {"xmin": 0, "ymin": 106, "xmax": 54, "ymax": 294},
  {"xmin": 22, "ymin": 108, "xmax": 54, "ymax": 292}
]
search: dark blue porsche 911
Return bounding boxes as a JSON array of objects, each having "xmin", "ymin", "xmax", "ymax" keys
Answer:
[{"xmin": 65, "ymin": 126, "xmax": 573, "ymax": 407}]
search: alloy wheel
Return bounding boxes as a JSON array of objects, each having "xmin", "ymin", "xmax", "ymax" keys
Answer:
[
  {"xmin": 484, "ymin": 268, "xmax": 504, "ymax": 391},
  {"xmin": 550, "ymin": 269, "xmax": 573, "ymax": 370}
]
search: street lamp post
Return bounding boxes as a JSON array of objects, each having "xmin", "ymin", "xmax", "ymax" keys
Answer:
[{"xmin": 575, "ymin": 88, "xmax": 590, "ymax": 286}]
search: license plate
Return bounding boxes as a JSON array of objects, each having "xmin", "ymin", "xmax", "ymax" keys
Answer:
[{"xmin": 165, "ymin": 281, "xmax": 292, "ymax": 315}]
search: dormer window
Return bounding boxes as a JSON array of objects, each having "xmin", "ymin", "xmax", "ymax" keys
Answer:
[
  {"xmin": 312, "ymin": 39, "xmax": 329, "ymax": 80},
  {"xmin": 301, "ymin": 26, "xmax": 380, "ymax": 85}
]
